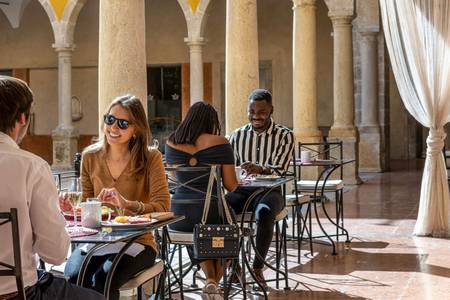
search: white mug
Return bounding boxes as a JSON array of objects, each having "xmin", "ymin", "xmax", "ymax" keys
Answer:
[
  {"xmin": 235, "ymin": 166, "xmax": 247, "ymax": 180},
  {"xmin": 300, "ymin": 150, "xmax": 311, "ymax": 163},
  {"xmin": 80, "ymin": 199, "xmax": 102, "ymax": 228}
]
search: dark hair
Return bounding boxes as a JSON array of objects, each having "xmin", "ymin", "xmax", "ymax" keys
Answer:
[
  {"xmin": 168, "ymin": 101, "xmax": 220, "ymax": 145},
  {"xmin": 0, "ymin": 76, "xmax": 33, "ymax": 133},
  {"xmin": 248, "ymin": 88, "xmax": 272, "ymax": 104},
  {"xmin": 84, "ymin": 95, "xmax": 151, "ymax": 176}
]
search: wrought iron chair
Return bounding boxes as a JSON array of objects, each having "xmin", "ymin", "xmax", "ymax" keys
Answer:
[
  {"xmin": 0, "ymin": 208, "xmax": 26, "ymax": 300},
  {"xmin": 296, "ymin": 140, "xmax": 348, "ymax": 254},
  {"xmin": 163, "ymin": 165, "xmax": 234, "ymax": 299}
]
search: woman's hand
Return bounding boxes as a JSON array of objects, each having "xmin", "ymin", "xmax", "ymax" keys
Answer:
[{"xmin": 97, "ymin": 187, "xmax": 128, "ymax": 209}]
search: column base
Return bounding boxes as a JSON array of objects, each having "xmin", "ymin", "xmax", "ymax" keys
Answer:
[
  {"xmin": 359, "ymin": 125, "xmax": 382, "ymax": 172},
  {"xmin": 328, "ymin": 127, "xmax": 362, "ymax": 185},
  {"xmin": 52, "ymin": 126, "xmax": 79, "ymax": 170}
]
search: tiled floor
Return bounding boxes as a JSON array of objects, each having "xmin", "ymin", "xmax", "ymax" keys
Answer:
[{"xmin": 144, "ymin": 160, "xmax": 450, "ymax": 299}]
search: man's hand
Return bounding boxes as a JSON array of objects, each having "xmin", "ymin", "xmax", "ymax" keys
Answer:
[{"xmin": 241, "ymin": 162, "xmax": 264, "ymax": 175}]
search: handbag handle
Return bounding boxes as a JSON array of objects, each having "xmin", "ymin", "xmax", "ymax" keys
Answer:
[{"xmin": 200, "ymin": 165, "xmax": 234, "ymax": 225}]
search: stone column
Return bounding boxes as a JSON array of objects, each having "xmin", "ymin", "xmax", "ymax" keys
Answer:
[
  {"xmin": 225, "ymin": 0, "xmax": 259, "ymax": 134},
  {"xmin": 328, "ymin": 14, "xmax": 361, "ymax": 184},
  {"xmin": 98, "ymin": 0, "xmax": 147, "ymax": 134},
  {"xmin": 185, "ymin": 37, "xmax": 205, "ymax": 103},
  {"xmin": 292, "ymin": 0, "xmax": 322, "ymax": 143},
  {"xmin": 52, "ymin": 46, "xmax": 78, "ymax": 169},
  {"xmin": 359, "ymin": 31, "xmax": 382, "ymax": 172}
]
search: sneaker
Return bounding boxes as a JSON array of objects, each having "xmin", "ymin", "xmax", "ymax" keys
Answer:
[{"xmin": 252, "ymin": 268, "xmax": 268, "ymax": 291}]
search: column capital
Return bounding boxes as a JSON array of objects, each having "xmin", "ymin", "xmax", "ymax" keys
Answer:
[
  {"xmin": 184, "ymin": 37, "xmax": 207, "ymax": 47},
  {"xmin": 329, "ymin": 14, "xmax": 354, "ymax": 27},
  {"xmin": 292, "ymin": 0, "xmax": 317, "ymax": 10}
]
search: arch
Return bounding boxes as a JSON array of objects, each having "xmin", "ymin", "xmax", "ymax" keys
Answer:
[
  {"xmin": 177, "ymin": 0, "xmax": 212, "ymax": 39},
  {"xmin": 38, "ymin": 0, "xmax": 87, "ymax": 47}
]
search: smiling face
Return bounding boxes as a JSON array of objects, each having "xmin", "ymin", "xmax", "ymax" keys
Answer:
[
  {"xmin": 104, "ymin": 105, "xmax": 135, "ymax": 146},
  {"xmin": 248, "ymin": 99, "xmax": 273, "ymax": 132}
]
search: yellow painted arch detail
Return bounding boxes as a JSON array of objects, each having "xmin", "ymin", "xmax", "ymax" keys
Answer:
[
  {"xmin": 188, "ymin": 0, "xmax": 200, "ymax": 14},
  {"xmin": 49, "ymin": 0, "xmax": 69, "ymax": 21}
]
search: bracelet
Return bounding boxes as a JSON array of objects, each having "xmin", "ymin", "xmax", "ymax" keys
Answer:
[{"xmin": 138, "ymin": 201, "xmax": 145, "ymax": 214}]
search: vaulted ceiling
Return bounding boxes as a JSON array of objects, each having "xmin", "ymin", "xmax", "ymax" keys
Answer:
[{"xmin": 0, "ymin": 0, "xmax": 31, "ymax": 29}]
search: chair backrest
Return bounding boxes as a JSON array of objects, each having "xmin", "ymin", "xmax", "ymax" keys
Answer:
[
  {"xmin": 298, "ymin": 140, "xmax": 344, "ymax": 180},
  {"xmin": 0, "ymin": 208, "xmax": 26, "ymax": 300},
  {"xmin": 165, "ymin": 165, "xmax": 227, "ymax": 221}
]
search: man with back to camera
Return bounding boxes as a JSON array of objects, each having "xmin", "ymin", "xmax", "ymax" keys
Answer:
[
  {"xmin": 227, "ymin": 89, "xmax": 294, "ymax": 290},
  {"xmin": 0, "ymin": 76, "xmax": 104, "ymax": 300}
]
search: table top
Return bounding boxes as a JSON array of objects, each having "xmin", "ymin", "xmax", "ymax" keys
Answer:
[
  {"xmin": 292, "ymin": 159, "xmax": 355, "ymax": 166},
  {"xmin": 70, "ymin": 215, "xmax": 185, "ymax": 244},
  {"xmin": 238, "ymin": 176, "xmax": 293, "ymax": 188}
]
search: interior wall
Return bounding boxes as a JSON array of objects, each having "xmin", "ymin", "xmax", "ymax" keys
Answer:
[{"xmin": 4, "ymin": 0, "xmax": 426, "ymax": 166}]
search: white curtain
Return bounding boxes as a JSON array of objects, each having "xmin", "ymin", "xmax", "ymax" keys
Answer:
[{"xmin": 380, "ymin": 0, "xmax": 450, "ymax": 237}]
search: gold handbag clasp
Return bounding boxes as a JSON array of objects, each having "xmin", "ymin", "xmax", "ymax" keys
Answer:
[{"xmin": 212, "ymin": 237, "xmax": 224, "ymax": 248}]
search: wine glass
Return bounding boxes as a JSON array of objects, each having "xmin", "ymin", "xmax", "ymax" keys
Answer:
[
  {"xmin": 68, "ymin": 178, "xmax": 82, "ymax": 227},
  {"xmin": 150, "ymin": 138, "xmax": 159, "ymax": 151},
  {"xmin": 53, "ymin": 175, "xmax": 61, "ymax": 191}
]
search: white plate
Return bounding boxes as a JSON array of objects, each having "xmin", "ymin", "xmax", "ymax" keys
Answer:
[
  {"xmin": 101, "ymin": 219, "xmax": 158, "ymax": 230},
  {"xmin": 254, "ymin": 175, "xmax": 281, "ymax": 181}
]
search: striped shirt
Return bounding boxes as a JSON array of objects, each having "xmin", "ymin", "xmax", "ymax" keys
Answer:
[{"xmin": 229, "ymin": 119, "xmax": 294, "ymax": 175}]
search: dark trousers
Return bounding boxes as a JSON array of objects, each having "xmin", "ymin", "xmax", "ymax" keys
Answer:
[
  {"xmin": 64, "ymin": 245, "xmax": 156, "ymax": 300},
  {"xmin": 226, "ymin": 187, "xmax": 284, "ymax": 269},
  {"xmin": 11, "ymin": 271, "xmax": 104, "ymax": 300}
]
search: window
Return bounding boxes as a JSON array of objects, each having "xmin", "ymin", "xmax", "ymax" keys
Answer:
[{"xmin": 147, "ymin": 66, "xmax": 182, "ymax": 152}]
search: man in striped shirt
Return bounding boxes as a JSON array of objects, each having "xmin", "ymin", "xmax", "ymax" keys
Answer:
[{"xmin": 226, "ymin": 89, "xmax": 294, "ymax": 290}]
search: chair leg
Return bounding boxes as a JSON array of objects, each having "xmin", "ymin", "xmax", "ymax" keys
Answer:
[
  {"xmin": 335, "ymin": 191, "xmax": 339, "ymax": 241},
  {"xmin": 291, "ymin": 206, "xmax": 296, "ymax": 238},
  {"xmin": 241, "ymin": 238, "xmax": 247, "ymax": 300},
  {"xmin": 307, "ymin": 201, "xmax": 313, "ymax": 254},
  {"xmin": 275, "ymin": 221, "xmax": 280, "ymax": 290},
  {"xmin": 178, "ymin": 245, "xmax": 184, "ymax": 300},
  {"xmin": 296, "ymin": 205, "xmax": 301, "ymax": 264},
  {"xmin": 282, "ymin": 218, "xmax": 290, "ymax": 290},
  {"xmin": 191, "ymin": 265, "xmax": 199, "ymax": 288},
  {"xmin": 137, "ymin": 285, "xmax": 143, "ymax": 300}
]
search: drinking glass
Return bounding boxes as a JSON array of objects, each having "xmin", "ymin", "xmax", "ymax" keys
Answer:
[
  {"xmin": 68, "ymin": 178, "xmax": 82, "ymax": 227},
  {"xmin": 150, "ymin": 138, "xmax": 159, "ymax": 151},
  {"xmin": 53, "ymin": 175, "xmax": 60, "ymax": 191}
]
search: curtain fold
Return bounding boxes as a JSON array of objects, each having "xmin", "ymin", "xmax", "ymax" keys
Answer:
[{"xmin": 380, "ymin": 0, "xmax": 450, "ymax": 236}]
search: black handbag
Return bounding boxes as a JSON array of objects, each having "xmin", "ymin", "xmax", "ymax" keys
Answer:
[{"xmin": 193, "ymin": 166, "xmax": 240, "ymax": 259}]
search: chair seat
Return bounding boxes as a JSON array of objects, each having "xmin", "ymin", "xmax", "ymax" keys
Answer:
[
  {"xmin": 119, "ymin": 260, "xmax": 164, "ymax": 291},
  {"xmin": 167, "ymin": 230, "xmax": 194, "ymax": 244},
  {"xmin": 297, "ymin": 179, "xmax": 344, "ymax": 191},
  {"xmin": 275, "ymin": 208, "xmax": 289, "ymax": 222},
  {"xmin": 236, "ymin": 212, "xmax": 254, "ymax": 223},
  {"xmin": 237, "ymin": 208, "xmax": 288, "ymax": 223},
  {"xmin": 285, "ymin": 194, "xmax": 307, "ymax": 206}
]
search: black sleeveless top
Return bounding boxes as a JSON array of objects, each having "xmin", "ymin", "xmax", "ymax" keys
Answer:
[{"xmin": 165, "ymin": 143, "xmax": 235, "ymax": 200}]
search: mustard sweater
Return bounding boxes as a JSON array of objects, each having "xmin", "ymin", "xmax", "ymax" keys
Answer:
[{"xmin": 81, "ymin": 148, "xmax": 170, "ymax": 251}]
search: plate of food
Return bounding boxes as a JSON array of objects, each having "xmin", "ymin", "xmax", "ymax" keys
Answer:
[
  {"xmin": 254, "ymin": 175, "xmax": 281, "ymax": 181},
  {"xmin": 101, "ymin": 215, "xmax": 157, "ymax": 230}
]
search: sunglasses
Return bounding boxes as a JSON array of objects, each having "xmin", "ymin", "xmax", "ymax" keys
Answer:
[{"xmin": 103, "ymin": 114, "xmax": 131, "ymax": 130}]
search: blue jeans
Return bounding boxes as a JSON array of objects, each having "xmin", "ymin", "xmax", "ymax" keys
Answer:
[{"xmin": 226, "ymin": 187, "xmax": 284, "ymax": 269}]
